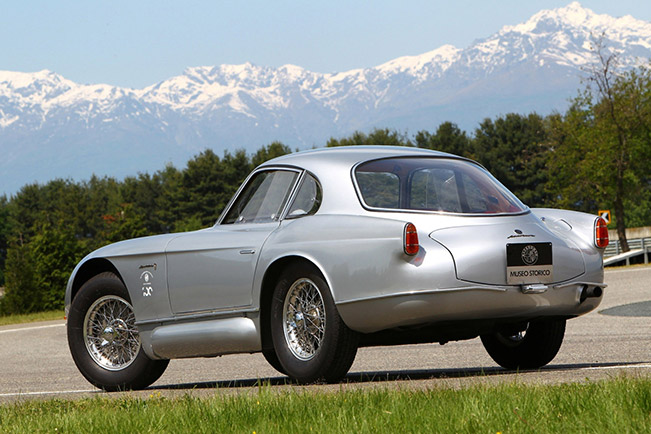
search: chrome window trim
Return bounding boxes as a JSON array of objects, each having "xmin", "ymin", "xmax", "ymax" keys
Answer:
[
  {"xmin": 217, "ymin": 166, "xmax": 304, "ymax": 225},
  {"xmin": 283, "ymin": 170, "xmax": 323, "ymax": 220}
]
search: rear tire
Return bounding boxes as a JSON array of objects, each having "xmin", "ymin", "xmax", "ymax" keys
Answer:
[
  {"xmin": 480, "ymin": 319, "xmax": 566, "ymax": 370},
  {"xmin": 262, "ymin": 348, "xmax": 287, "ymax": 375},
  {"xmin": 270, "ymin": 264, "xmax": 358, "ymax": 383},
  {"xmin": 67, "ymin": 272, "xmax": 169, "ymax": 391}
]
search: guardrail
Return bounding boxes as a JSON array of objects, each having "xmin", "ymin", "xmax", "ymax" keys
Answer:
[
  {"xmin": 605, "ymin": 237, "xmax": 650, "ymax": 257},
  {"xmin": 604, "ymin": 237, "xmax": 650, "ymax": 266}
]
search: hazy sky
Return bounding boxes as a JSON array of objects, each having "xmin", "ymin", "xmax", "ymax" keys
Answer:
[{"xmin": 2, "ymin": 1, "xmax": 650, "ymax": 88}]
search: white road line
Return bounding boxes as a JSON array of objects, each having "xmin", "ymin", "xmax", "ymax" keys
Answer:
[
  {"xmin": 0, "ymin": 323, "xmax": 65, "ymax": 334},
  {"xmin": 0, "ymin": 389, "xmax": 98, "ymax": 398},
  {"xmin": 582, "ymin": 363, "xmax": 651, "ymax": 370}
]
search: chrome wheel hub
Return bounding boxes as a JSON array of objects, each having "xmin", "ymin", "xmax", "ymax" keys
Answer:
[
  {"xmin": 83, "ymin": 295, "xmax": 140, "ymax": 371},
  {"xmin": 282, "ymin": 278, "xmax": 326, "ymax": 361}
]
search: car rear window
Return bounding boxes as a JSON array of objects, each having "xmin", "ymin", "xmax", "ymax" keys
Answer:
[{"xmin": 354, "ymin": 157, "xmax": 527, "ymax": 214}]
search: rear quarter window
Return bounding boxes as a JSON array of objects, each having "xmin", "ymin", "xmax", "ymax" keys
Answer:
[{"xmin": 356, "ymin": 172, "xmax": 399, "ymax": 209}]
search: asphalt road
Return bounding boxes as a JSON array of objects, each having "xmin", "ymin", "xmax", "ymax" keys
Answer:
[{"xmin": 1, "ymin": 266, "xmax": 649, "ymax": 403}]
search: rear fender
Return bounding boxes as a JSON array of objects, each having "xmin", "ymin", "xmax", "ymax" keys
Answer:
[{"xmin": 531, "ymin": 208, "xmax": 601, "ymax": 251}]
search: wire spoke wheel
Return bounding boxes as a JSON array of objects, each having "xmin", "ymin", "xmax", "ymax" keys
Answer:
[
  {"xmin": 270, "ymin": 264, "xmax": 358, "ymax": 383},
  {"xmin": 282, "ymin": 278, "xmax": 326, "ymax": 361},
  {"xmin": 496, "ymin": 323, "xmax": 529, "ymax": 347},
  {"xmin": 83, "ymin": 295, "xmax": 140, "ymax": 371}
]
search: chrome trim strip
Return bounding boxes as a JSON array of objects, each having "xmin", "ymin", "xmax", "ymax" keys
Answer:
[
  {"xmin": 136, "ymin": 307, "xmax": 259, "ymax": 326},
  {"xmin": 337, "ymin": 285, "xmax": 509, "ymax": 305}
]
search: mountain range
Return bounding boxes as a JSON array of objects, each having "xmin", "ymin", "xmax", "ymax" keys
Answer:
[{"xmin": 1, "ymin": 2, "xmax": 650, "ymax": 195}]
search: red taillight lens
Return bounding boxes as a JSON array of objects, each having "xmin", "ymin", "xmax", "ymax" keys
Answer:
[
  {"xmin": 595, "ymin": 217, "xmax": 609, "ymax": 248},
  {"xmin": 404, "ymin": 223, "xmax": 419, "ymax": 255}
]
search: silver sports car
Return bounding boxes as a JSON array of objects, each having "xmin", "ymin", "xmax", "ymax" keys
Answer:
[{"xmin": 65, "ymin": 146, "xmax": 609, "ymax": 390}]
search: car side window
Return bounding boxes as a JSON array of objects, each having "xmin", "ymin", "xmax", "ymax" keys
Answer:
[
  {"xmin": 286, "ymin": 174, "xmax": 322, "ymax": 219},
  {"xmin": 355, "ymin": 172, "xmax": 400, "ymax": 208},
  {"xmin": 222, "ymin": 170, "xmax": 299, "ymax": 224}
]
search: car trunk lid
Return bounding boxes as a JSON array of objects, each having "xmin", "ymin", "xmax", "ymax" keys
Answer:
[{"xmin": 429, "ymin": 220, "xmax": 585, "ymax": 285}]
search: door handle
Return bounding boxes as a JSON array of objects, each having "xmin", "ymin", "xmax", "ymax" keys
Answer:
[{"xmin": 239, "ymin": 249, "xmax": 256, "ymax": 255}]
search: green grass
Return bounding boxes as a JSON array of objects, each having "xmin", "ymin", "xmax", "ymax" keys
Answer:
[
  {"xmin": 0, "ymin": 310, "xmax": 64, "ymax": 326},
  {"xmin": 1, "ymin": 376, "xmax": 649, "ymax": 433}
]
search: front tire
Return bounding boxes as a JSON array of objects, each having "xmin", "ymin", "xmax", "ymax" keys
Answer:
[
  {"xmin": 67, "ymin": 272, "xmax": 169, "ymax": 391},
  {"xmin": 270, "ymin": 264, "xmax": 358, "ymax": 383},
  {"xmin": 480, "ymin": 319, "xmax": 566, "ymax": 370}
]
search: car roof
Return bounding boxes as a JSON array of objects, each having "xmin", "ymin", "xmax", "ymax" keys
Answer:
[
  {"xmin": 259, "ymin": 145, "xmax": 459, "ymax": 170},
  {"xmin": 256, "ymin": 146, "xmax": 476, "ymax": 216}
]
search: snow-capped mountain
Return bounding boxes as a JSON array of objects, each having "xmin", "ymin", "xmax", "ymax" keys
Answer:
[{"xmin": 1, "ymin": 2, "xmax": 650, "ymax": 195}]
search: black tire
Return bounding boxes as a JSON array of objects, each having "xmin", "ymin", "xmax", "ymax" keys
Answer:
[
  {"xmin": 270, "ymin": 264, "xmax": 358, "ymax": 383},
  {"xmin": 67, "ymin": 272, "xmax": 169, "ymax": 391},
  {"xmin": 480, "ymin": 319, "xmax": 566, "ymax": 370},
  {"xmin": 262, "ymin": 348, "xmax": 287, "ymax": 375}
]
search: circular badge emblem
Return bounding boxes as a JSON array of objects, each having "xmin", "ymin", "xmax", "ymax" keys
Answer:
[{"xmin": 521, "ymin": 245, "xmax": 539, "ymax": 265}]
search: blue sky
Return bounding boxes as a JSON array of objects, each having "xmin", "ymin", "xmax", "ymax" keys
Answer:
[{"xmin": 2, "ymin": 1, "xmax": 649, "ymax": 88}]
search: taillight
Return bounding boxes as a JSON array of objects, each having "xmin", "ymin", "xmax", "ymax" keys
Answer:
[
  {"xmin": 595, "ymin": 217, "xmax": 609, "ymax": 248},
  {"xmin": 404, "ymin": 223, "xmax": 419, "ymax": 255}
]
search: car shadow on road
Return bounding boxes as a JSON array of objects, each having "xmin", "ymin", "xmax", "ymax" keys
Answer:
[{"xmin": 148, "ymin": 361, "xmax": 648, "ymax": 391}]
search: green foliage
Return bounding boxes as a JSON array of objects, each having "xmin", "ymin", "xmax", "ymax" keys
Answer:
[
  {"xmin": 252, "ymin": 141, "xmax": 292, "ymax": 167},
  {"xmin": 29, "ymin": 224, "xmax": 86, "ymax": 311},
  {"xmin": 326, "ymin": 128, "xmax": 412, "ymax": 147},
  {"xmin": 415, "ymin": 121, "xmax": 473, "ymax": 157},
  {"xmin": 0, "ymin": 195, "xmax": 8, "ymax": 286},
  {"xmin": 100, "ymin": 203, "xmax": 149, "ymax": 244},
  {"xmin": 546, "ymin": 64, "xmax": 651, "ymax": 244},
  {"xmin": 2, "ymin": 224, "xmax": 85, "ymax": 314},
  {"xmin": 2, "ymin": 240, "xmax": 39, "ymax": 314},
  {"xmin": 176, "ymin": 149, "xmax": 252, "ymax": 228},
  {"xmin": 473, "ymin": 113, "xmax": 551, "ymax": 207}
]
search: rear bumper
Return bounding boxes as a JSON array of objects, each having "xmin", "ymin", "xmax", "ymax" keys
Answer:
[{"xmin": 337, "ymin": 282, "xmax": 604, "ymax": 334}]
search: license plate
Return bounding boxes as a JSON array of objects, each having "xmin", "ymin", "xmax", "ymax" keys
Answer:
[{"xmin": 506, "ymin": 242, "xmax": 553, "ymax": 285}]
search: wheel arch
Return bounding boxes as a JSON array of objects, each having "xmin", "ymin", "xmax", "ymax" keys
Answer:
[
  {"xmin": 258, "ymin": 255, "xmax": 331, "ymax": 352},
  {"xmin": 67, "ymin": 258, "xmax": 124, "ymax": 311}
]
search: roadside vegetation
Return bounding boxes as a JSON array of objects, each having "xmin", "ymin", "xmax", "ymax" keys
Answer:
[
  {"xmin": 0, "ymin": 310, "xmax": 63, "ymax": 326},
  {"xmin": 0, "ymin": 51, "xmax": 649, "ymax": 316},
  {"xmin": 1, "ymin": 376, "xmax": 649, "ymax": 433}
]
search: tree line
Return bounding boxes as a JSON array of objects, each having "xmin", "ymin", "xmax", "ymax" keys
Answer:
[{"xmin": 0, "ymin": 61, "xmax": 649, "ymax": 315}]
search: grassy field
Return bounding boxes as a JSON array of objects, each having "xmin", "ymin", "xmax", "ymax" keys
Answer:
[
  {"xmin": 0, "ymin": 310, "xmax": 64, "ymax": 326},
  {"xmin": 0, "ymin": 376, "xmax": 649, "ymax": 433}
]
